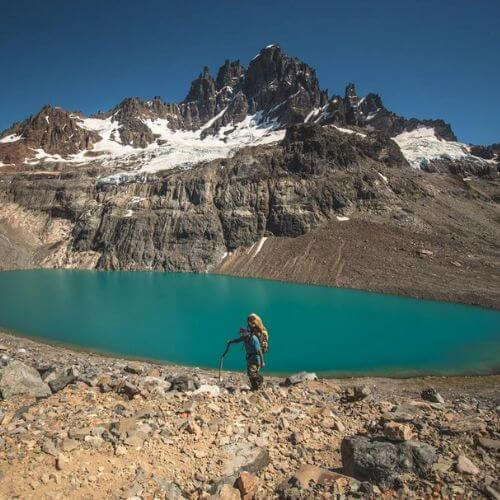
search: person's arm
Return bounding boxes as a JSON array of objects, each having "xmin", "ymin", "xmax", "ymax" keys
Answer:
[
  {"xmin": 228, "ymin": 336, "xmax": 244, "ymax": 345},
  {"xmin": 258, "ymin": 348, "xmax": 265, "ymax": 368}
]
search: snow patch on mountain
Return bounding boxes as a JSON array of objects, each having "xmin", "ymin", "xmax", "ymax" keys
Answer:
[
  {"xmin": 0, "ymin": 134, "xmax": 23, "ymax": 143},
  {"xmin": 332, "ymin": 125, "xmax": 367, "ymax": 137},
  {"xmin": 75, "ymin": 116, "xmax": 135, "ymax": 155},
  {"xmin": 393, "ymin": 127, "xmax": 470, "ymax": 169}
]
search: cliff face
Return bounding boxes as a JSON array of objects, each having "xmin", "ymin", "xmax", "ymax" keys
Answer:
[{"xmin": 0, "ymin": 125, "xmax": 407, "ymax": 271}]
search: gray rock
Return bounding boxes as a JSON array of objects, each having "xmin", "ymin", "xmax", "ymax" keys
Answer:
[
  {"xmin": 124, "ymin": 363, "xmax": 143, "ymax": 375},
  {"xmin": 41, "ymin": 439, "xmax": 59, "ymax": 457},
  {"xmin": 48, "ymin": 370, "xmax": 77, "ymax": 393},
  {"xmin": 440, "ymin": 416, "xmax": 486, "ymax": 434},
  {"xmin": 61, "ymin": 438, "xmax": 79, "ymax": 452},
  {"xmin": 211, "ymin": 443, "xmax": 270, "ymax": 494},
  {"xmin": 342, "ymin": 385, "xmax": 372, "ymax": 403},
  {"xmin": 152, "ymin": 478, "xmax": 187, "ymax": 498},
  {"xmin": 341, "ymin": 436, "xmax": 437, "ymax": 488},
  {"xmin": 421, "ymin": 388, "xmax": 445, "ymax": 404},
  {"xmin": 0, "ymin": 360, "xmax": 51, "ymax": 399},
  {"xmin": 284, "ymin": 372, "xmax": 318, "ymax": 386},
  {"xmin": 169, "ymin": 375, "xmax": 199, "ymax": 392},
  {"xmin": 477, "ymin": 437, "xmax": 500, "ymax": 452},
  {"xmin": 485, "ymin": 485, "xmax": 500, "ymax": 500},
  {"xmin": 117, "ymin": 381, "xmax": 140, "ymax": 399},
  {"xmin": 382, "ymin": 403, "xmax": 424, "ymax": 423}
]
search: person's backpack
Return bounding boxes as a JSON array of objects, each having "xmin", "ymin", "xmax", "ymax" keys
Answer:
[{"xmin": 257, "ymin": 328, "xmax": 269, "ymax": 353}]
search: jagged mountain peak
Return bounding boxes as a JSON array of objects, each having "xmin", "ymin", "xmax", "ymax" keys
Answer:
[
  {"xmin": 215, "ymin": 59, "xmax": 245, "ymax": 90},
  {"xmin": 0, "ymin": 44, "xmax": 494, "ymax": 175}
]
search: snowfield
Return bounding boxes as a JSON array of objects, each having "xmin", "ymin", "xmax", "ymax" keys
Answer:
[
  {"xmin": 27, "ymin": 112, "xmax": 285, "ymax": 175},
  {"xmin": 136, "ymin": 112, "xmax": 284, "ymax": 173},
  {"xmin": 393, "ymin": 127, "xmax": 471, "ymax": 169}
]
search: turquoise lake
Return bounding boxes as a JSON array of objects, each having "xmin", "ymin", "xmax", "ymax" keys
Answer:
[{"xmin": 0, "ymin": 270, "xmax": 499, "ymax": 376}]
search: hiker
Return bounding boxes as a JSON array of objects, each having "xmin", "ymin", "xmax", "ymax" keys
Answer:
[
  {"xmin": 247, "ymin": 313, "xmax": 269, "ymax": 353},
  {"xmin": 227, "ymin": 326, "xmax": 265, "ymax": 390}
]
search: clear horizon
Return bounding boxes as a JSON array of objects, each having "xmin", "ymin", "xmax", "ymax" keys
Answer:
[{"xmin": 1, "ymin": 0, "xmax": 499, "ymax": 144}]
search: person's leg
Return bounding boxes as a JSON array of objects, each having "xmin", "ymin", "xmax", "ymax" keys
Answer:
[
  {"xmin": 255, "ymin": 370, "xmax": 263, "ymax": 389},
  {"xmin": 247, "ymin": 363, "xmax": 261, "ymax": 390}
]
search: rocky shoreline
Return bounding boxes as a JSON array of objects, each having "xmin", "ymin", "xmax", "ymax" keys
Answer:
[{"xmin": 0, "ymin": 331, "xmax": 499, "ymax": 499}]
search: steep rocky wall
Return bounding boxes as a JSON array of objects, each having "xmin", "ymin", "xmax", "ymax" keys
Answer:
[{"xmin": 0, "ymin": 125, "xmax": 410, "ymax": 272}]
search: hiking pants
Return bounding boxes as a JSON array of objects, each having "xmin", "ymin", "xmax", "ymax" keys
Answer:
[{"xmin": 247, "ymin": 362, "xmax": 263, "ymax": 390}]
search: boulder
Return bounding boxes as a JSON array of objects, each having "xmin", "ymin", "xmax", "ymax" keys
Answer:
[
  {"xmin": 124, "ymin": 362, "xmax": 143, "ymax": 374},
  {"xmin": 139, "ymin": 376, "xmax": 171, "ymax": 394},
  {"xmin": 56, "ymin": 453, "xmax": 68, "ymax": 471},
  {"xmin": 421, "ymin": 388, "xmax": 445, "ymax": 404},
  {"xmin": 61, "ymin": 439, "xmax": 79, "ymax": 452},
  {"xmin": 485, "ymin": 485, "xmax": 500, "ymax": 500},
  {"xmin": 0, "ymin": 360, "xmax": 51, "ymax": 399},
  {"xmin": 289, "ymin": 431, "xmax": 307, "ymax": 446},
  {"xmin": 194, "ymin": 384, "xmax": 221, "ymax": 396},
  {"xmin": 284, "ymin": 372, "xmax": 318, "ymax": 386},
  {"xmin": 341, "ymin": 436, "xmax": 437, "ymax": 488},
  {"xmin": 222, "ymin": 443, "xmax": 270, "ymax": 477},
  {"xmin": 184, "ymin": 420, "xmax": 201, "ymax": 435}
]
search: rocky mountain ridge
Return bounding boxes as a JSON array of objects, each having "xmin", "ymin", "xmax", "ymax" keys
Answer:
[{"xmin": 1, "ymin": 45, "xmax": 495, "ymax": 175}]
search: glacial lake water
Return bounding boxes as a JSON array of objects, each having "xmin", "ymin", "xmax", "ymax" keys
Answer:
[{"xmin": 0, "ymin": 269, "xmax": 499, "ymax": 376}]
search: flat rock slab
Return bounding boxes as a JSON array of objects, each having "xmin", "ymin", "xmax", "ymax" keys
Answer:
[
  {"xmin": 221, "ymin": 443, "xmax": 270, "ymax": 477},
  {"xmin": 0, "ymin": 360, "xmax": 51, "ymax": 399},
  {"xmin": 382, "ymin": 403, "xmax": 424, "ymax": 423},
  {"xmin": 440, "ymin": 416, "xmax": 487, "ymax": 434}
]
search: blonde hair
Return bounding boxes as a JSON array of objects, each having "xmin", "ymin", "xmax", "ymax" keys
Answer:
[{"xmin": 248, "ymin": 313, "xmax": 265, "ymax": 333}]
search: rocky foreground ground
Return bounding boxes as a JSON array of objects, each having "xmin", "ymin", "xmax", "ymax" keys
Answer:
[{"xmin": 0, "ymin": 332, "xmax": 499, "ymax": 499}]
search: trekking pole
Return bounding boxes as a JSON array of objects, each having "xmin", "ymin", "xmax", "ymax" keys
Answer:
[{"xmin": 218, "ymin": 342, "xmax": 231, "ymax": 383}]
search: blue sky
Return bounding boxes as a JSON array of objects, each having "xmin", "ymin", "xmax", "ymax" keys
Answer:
[{"xmin": 1, "ymin": 0, "xmax": 499, "ymax": 144}]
